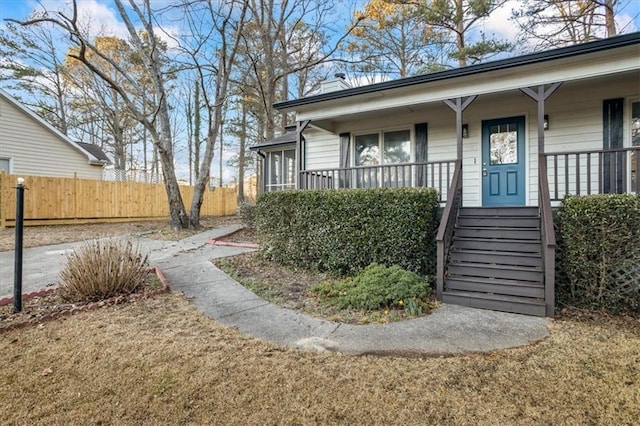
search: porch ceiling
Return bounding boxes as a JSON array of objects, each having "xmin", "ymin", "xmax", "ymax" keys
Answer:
[{"xmin": 307, "ymin": 68, "xmax": 639, "ymax": 133}]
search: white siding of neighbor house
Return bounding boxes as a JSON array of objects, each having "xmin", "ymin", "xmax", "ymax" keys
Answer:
[
  {"xmin": 301, "ymin": 71, "xmax": 639, "ymax": 206},
  {"xmin": 0, "ymin": 95, "xmax": 103, "ymax": 179}
]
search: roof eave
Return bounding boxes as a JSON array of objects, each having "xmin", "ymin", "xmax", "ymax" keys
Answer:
[{"xmin": 274, "ymin": 32, "xmax": 640, "ymax": 112}]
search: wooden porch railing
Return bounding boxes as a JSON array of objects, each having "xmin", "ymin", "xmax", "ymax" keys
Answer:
[
  {"xmin": 544, "ymin": 147, "xmax": 639, "ymax": 200},
  {"xmin": 436, "ymin": 159, "xmax": 463, "ymax": 300},
  {"xmin": 299, "ymin": 160, "xmax": 456, "ymax": 202},
  {"xmin": 538, "ymin": 157, "xmax": 556, "ymax": 316}
]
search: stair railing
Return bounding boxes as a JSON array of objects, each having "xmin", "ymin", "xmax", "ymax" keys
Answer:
[
  {"xmin": 539, "ymin": 156, "xmax": 556, "ymax": 316},
  {"xmin": 436, "ymin": 159, "xmax": 463, "ymax": 300}
]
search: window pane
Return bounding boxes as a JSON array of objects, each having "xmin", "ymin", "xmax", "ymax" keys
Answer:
[
  {"xmin": 383, "ymin": 130, "xmax": 410, "ymax": 164},
  {"xmin": 490, "ymin": 123, "xmax": 518, "ymax": 165},
  {"xmin": 0, "ymin": 158, "xmax": 9, "ymax": 173},
  {"xmin": 355, "ymin": 134, "xmax": 379, "ymax": 166},
  {"xmin": 269, "ymin": 151, "xmax": 281, "ymax": 185},
  {"xmin": 284, "ymin": 149, "xmax": 295, "ymax": 186}
]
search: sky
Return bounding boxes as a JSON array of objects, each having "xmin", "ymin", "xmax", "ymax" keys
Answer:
[{"xmin": 1, "ymin": 0, "xmax": 639, "ymax": 183}]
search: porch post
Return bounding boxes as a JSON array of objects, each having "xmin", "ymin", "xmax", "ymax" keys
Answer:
[
  {"xmin": 443, "ymin": 96, "xmax": 477, "ymax": 161},
  {"xmin": 520, "ymin": 82, "xmax": 562, "ymax": 317},
  {"xmin": 296, "ymin": 120, "xmax": 311, "ymax": 189},
  {"xmin": 520, "ymin": 83, "xmax": 561, "ymax": 155}
]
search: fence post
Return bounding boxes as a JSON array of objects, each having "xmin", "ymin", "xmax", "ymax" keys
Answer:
[{"xmin": 73, "ymin": 172, "xmax": 78, "ymax": 221}]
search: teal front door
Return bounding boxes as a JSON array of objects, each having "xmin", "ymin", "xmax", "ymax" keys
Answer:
[{"xmin": 482, "ymin": 116, "xmax": 526, "ymax": 206}]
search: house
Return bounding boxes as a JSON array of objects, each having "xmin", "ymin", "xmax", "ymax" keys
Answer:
[
  {"xmin": 253, "ymin": 32, "xmax": 640, "ymax": 317},
  {"xmin": 0, "ymin": 88, "xmax": 109, "ymax": 179}
]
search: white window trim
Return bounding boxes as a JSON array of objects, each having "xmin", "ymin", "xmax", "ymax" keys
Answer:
[
  {"xmin": 0, "ymin": 157, "xmax": 12, "ymax": 174},
  {"xmin": 265, "ymin": 147, "xmax": 296, "ymax": 192}
]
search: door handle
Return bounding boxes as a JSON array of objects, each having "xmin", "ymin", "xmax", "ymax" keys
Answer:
[{"xmin": 482, "ymin": 162, "xmax": 487, "ymax": 177}]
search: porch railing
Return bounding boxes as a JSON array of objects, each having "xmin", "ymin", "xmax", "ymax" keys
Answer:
[
  {"xmin": 436, "ymin": 159, "xmax": 462, "ymax": 300},
  {"xmin": 299, "ymin": 160, "xmax": 456, "ymax": 202},
  {"xmin": 544, "ymin": 147, "xmax": 639, "ymax": 200},
  {"xmin": 538, "ymin": 157, "xmax": 556, "ymax": 317}
]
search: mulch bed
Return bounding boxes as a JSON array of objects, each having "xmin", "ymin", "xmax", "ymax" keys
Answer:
[{"xmin": 0, "ymin": 268, "xmax": 169, "ymax": 333}]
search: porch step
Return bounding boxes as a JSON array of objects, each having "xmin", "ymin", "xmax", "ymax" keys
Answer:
[
  {"xmin": 448, "ymin": 263, "xmax": 543, "ymax": 282},
  {"xmin": 453, "ymin": 226, "xmax": 540, "ymax": 240},
  {"xmin": 443, "ymin": 206, "xmax": 546, "ymax": 316},
  {"xmin": 451, "ymin": 237, "xmax": 541, "ymax": 253},
  {"xmin": 458, "ymin": 207, "xmax": 539, "ymax": 216},
  {"xmin": 442, "ymin": 290, "xmax": 546, "ymax": 317},
  {"xmin": 445, "ymin": 276, "xmax": 544, "ymax": 298},
  {"xmin": 449, "ymin": 249, "xmax": 542, "ymax": 267}
]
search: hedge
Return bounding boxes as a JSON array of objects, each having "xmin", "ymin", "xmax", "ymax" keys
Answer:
[
  {"xmin": 254, "ymin": 187, "xmax": 440, "ymax": 276},
  {"xmin": 557, "ymin": 194, "xmax": 640, "ymax": 313}
]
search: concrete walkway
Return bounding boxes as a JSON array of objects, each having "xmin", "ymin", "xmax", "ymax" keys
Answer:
[{"xmin": 0, "ymin": 226, "xmax": 549, "ymax": 355}]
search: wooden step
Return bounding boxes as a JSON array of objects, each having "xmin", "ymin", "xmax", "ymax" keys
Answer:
[
  {"xmin": 442, "ymin": 290, "xmax": 546, "ymax": 316},
  {"xmin": 454, "ymin": 227, "xmax": 540, "ymax": 240},
  {"xmin": 447, "ymin": 263, "xmax": 543, "ymax": 282},
  {"xmin": 452, "ymin": 237, "xmax": 541, "ymax": 253},
  {"xmin": 445, "ymin": 276, "xmax": 544, "ymax": 298},
  {"xmin": 457, "ymin": 216, "xmax": 540, "ymax": 228},
  {"xmin": 448, "ymin": 250, "xmax": 542, "ymax": 267},
  {"xmin": 458, "ymin": 207, "xmax": 539, "ymax": 217}
]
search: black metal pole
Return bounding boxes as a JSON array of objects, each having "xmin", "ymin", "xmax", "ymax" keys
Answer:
[{"xmin": 13, "ymin": 177, "xmax": 25, "ymax": 313}]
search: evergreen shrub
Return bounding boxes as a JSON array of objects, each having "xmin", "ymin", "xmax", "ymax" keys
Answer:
[
  {"xmin": 254, "ymin": 187, "xmax": 440, "ymax": 276},
  {"xmin": 557, "ymin": 194, "xmax": 640, "ymax": 313}
]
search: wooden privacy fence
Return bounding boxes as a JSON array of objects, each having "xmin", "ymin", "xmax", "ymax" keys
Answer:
[{"xmin": 0, "ymin": 172, "xmax": 237, "ymax": 228}]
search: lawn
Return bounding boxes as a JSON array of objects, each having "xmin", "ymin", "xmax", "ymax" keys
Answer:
[{"xmin": 1, "ymin": 293, "xmax": 638, "ymax": 425}]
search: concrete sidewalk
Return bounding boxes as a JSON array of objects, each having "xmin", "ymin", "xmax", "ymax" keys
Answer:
[{"xmin": 0, "ymin": 226, "xmax": 549, "ymax": 355}]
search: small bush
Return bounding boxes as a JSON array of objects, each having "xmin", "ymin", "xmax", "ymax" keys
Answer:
[
  {"xmin": 557, "ymin": 194, "xmax": 640, "ymax": 313},
  {"xmin": 255, "ymin": 187, "xmax": 440, "ymax": 276},
  {"xmin": 238, "ymin": 202, "xmax": 256, "ymax": 229},
  {"xmin": 311, "ymin": 263, "xmax": 431, "ymax": 315},
  {"xmin": 58, "ymin": 239, "xmax": 150, "ymax": 303}
]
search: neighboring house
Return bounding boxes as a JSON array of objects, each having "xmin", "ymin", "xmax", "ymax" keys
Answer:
[
  {"xmin": 0, "ymin": 89, "xmax": 109, "ymax": 179},
  {"xmin": 253, "ymin": 32, "xmax": 640, "ymax": 317}
]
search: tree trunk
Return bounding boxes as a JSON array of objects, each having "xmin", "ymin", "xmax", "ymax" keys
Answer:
[
  {"xmin": 237, "ymin": 100, "xmax": 247, "ymax": 203},
  {"xmin": 604, "ymin": 0, "xmax": 617, "ymax": 37}
]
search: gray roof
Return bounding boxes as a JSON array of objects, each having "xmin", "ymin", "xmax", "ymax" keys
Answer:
[
  {"xmin": 76, "ymin": 142, "xmax": 111, "ymax": 164},
  {"xmin": 274, "ymin": 32, "xmax": 640, "ymax": 111},
  {"xmin": 249, "ymin": 130, "xmax": 297, "ymax": 152}
]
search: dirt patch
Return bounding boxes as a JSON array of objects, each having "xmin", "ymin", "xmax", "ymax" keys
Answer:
[
  {"xmin": 213, "ymin": 252, "xmax": 438, "ymax": 324},
  {"xmin": 0, "ymin": 271, "xmax": 165, "ymax": 332},
  {"xmin": 0, "ymin": 215, "xmax": 242, "ymax": 251},
  {"xmin": 0, "ymin": 292, "xmax": 638, "ymax": 424},
  {"xmin": 215, "ymin": 227, "xmax": 255, "ymax": 244}
]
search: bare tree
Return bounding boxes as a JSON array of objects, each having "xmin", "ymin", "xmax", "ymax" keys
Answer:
[
  {"xmin": 0, "ymin": 20, "xmax": 71, "ymax": 134},
  {"xmin": 12, "ymin": 0, "xmax": 190, "ymax": 230},
  {"xmin": 168, "ymin": 0, "xmax": 249, "ymax": 227}
]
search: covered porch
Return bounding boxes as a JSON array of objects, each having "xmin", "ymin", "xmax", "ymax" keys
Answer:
[{"xmin": 266, "ymin": 33, "xmax": 639, "ymax": 316}]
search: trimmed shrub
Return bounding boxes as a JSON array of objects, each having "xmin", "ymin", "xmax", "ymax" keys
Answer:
[
  {"xmin": 254, "ymin": 187, "xmax": 440, "ymax": 276},
  {"xmin": 311, "ymin": 263, "xmax": 431, "ymax": 314},
  {"xmin": 557, "ymin": 194, "xmax": 640, "ymax": 313},
  {"xmin": 238, "ymin": 202, "xmax": 256, "ymax": 229},
  {"xmin": 59, "ymin": 239, "xmax": 150, "ymax": 303}
]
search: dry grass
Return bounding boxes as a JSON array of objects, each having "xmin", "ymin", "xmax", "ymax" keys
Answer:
[
  {"xmin": 0, "ymin": 216, "xmax": 241, "ymax": 251},
  {"xmin": 1, "ymin": 293, "xmax": 638, "ymax": 425}
]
